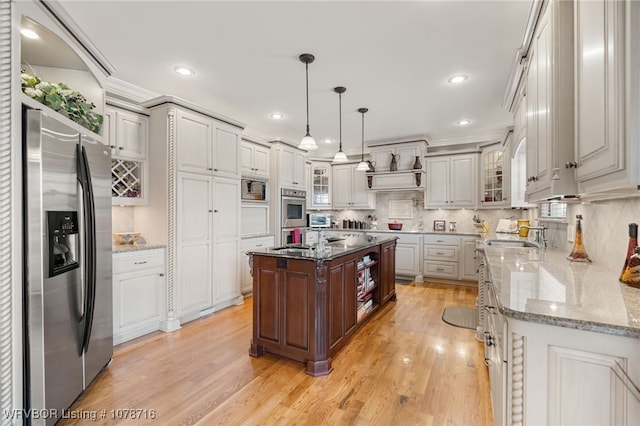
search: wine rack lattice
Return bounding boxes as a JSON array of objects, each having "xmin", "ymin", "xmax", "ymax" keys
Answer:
[{"xmin": 111, "ymin": 159, "xmax": 142, "ymax": 199}]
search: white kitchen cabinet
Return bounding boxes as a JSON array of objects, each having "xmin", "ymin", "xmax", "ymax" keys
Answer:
[
  {"xmin": 459, "ymin": 238, "xmax": 479, "ymax": 281},
  {"xmin": 309, "ymin": 161, "xmax": 332, "ymax": 210},
  {"xmin": 240, "ymin": 235, "xmax": 275, "ymax": 294},
  {"xmin": 105, "ymin": 106, "xmax": 148, "ymax": 160},
  {"xmin": 240, "ymin": 139, "xmax": 270, "ymax": 178},
  {"xmin": 112, "ymin": 248, "xmax": 166, "ymax": 345},
  {"xmin": 423, "ymin": 234, "xmax": 478, "ymax": 282},
  {"xmin": 573, "ymin": 0, "xmax": 640, "ymax": 195},
  {"xmin": 370, "ymin": 141, "xmax": 426, "ymax": 172},
  {"xmin": 368, "ymin": 232, "xmax": 421, "ymax": 279},
  {"xmin": 524, "ymin": 0, "xmax": 576, "ymax": 201},
  {"xmin": 277, "ymin": 144, "xmax": 306, "ymax": 189},
  {"xmin": 176, "ymin": 173, "xmax": 242, "ymax": 322},
  {"xmin": 106, "ymin": 105, "xmax": 149, "ymax": 206},
  {"xmin": 480, "ymin": 142, "xmax": 510, "ymax": 208},
  {"xmin": 332, "ymin": 163, "xmax": 375, "ymax": 209},
  {"xmin": 137, "ymin": 98, "xmax": 245, "ymax": 330},
  {"xmin": 425, "ymin": 154, "xmax": 478, "ymax": 209},
  {"xmin": 176, "ymin": 108, "xmax": 241, "ymax": 179}
]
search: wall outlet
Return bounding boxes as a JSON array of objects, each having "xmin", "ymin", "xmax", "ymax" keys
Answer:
[{"xmin": 567, "ymin": 224, "xmax": 575, "ymax": 243}]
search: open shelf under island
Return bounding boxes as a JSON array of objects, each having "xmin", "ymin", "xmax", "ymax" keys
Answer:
[{"xmin": 248, "ymin": 235, "xmax": 398, "ymax": 376}]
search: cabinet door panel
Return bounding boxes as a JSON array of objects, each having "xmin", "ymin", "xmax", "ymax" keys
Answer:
[
  {"xmin": 535, "ymin": 17, "xmax": 551, "ymax": 185},
  {"xmin": 213, "ymin": 178, "xmax": 240, "ymax": 241},
  {"xmin": 372, "ymin": 147, "xmax": 394, "ymax": 172},
  {"xmin": 350, "ymin": 168, "xmax": 370, "ymax": 206},
  {"xmin": 117, "ymin": 273, "xmax": 163, "ymax": 328},
  {"xmin": 240, "ymin": 143, "xmax": 253, "ymax": 175},
  {"xmin": 426, "ymin": 157, "xmax": 449, "ymax": 206},
  {"xmin": 213, "ymin": 126, "xmax": 240, "ymax": 177},
  {"xmin": 332, "ymin": 165, "xmax": 352, "ymax": 207},
  {"xmin": 575, "ymin": 0, "xmax": 623, "ymax": 181},
  {"xmin": 450, "ymin": 155, "xmax": 477, "ymax": 207},
  {"xmin": 213, "ymin": 239, "xmax": 240, "ymax": 304},
  {"xmin": 179, "ymin": 243, "xmax": 213, "ymax": 313},
  {"xmin": 253, "ymin": 145, "xmax": 270, "ymax": 177},
  {"xmin": 177, "ymin": 111, "xmax": 213, "ymax": 173},
  {"xmin": 395, "ymin": 243, "xmax": 419, "ymax": 276},
  {"xmin": 178, "ymin": 175, "xmax": 212, "ymax": 243},
  {"xmin": 117, "ymin": 111, "xmax": 147, "ymax": 159}
]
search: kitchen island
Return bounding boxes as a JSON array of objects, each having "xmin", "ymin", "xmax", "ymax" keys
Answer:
[{"xmin": 248, "ymin": 235, "xmax": 397, "ymax": 376}]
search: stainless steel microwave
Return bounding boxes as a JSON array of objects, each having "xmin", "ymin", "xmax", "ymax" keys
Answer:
[{"xmin": 241, "ymin": 178, "xmax": 267, "ymax": 202}]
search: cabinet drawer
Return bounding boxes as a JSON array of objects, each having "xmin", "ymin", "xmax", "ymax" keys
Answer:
[
  {"xmin": 423, "ymin": 260, "xmax": 458, "ymax": 279},
  {"xmin": 423, "ymin": 234, "xmax": 460, "ymax": 245},
  {"xmin": 114, "ymin": 250, "xmax": 165, "ymax": 274},
  {"xmin": 424, "ymin": 245, "xmax": 458, "ymax": 261}
]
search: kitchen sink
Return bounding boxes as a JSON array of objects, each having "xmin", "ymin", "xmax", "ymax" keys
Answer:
[{"xmin": 485, "ymin": 239, "xmax": 539, "ymax": 248}]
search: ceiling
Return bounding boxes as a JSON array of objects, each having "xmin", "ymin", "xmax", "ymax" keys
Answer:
[{"xmin": 55, "ymin": 0, "xmax": 533, "ymax": 158}]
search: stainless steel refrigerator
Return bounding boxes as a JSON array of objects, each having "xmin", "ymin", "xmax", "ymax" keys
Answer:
[{"xmin": 22, "ymin": 106, "xmax": 113, "ymax": 425}]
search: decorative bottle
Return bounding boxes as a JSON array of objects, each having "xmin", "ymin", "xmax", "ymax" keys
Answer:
[
  {"xmin": 621, "ymin": 246, "xmax": 640, "ymax": 287},
  {"xmin": 567, "ymin": 214, "xmax": 592, "ymax": 263},
  {"xmin": 413, "ymin": 156, "xmax": 422, "ymax": 169},
  {"xmin": 620, "ymin": 223, "xmax": 638, "ymax": 281}
]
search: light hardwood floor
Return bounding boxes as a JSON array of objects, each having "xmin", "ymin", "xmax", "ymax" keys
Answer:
[{"xmin": 60, "ymin": 282, "xmax": 492, "ymax": 425}]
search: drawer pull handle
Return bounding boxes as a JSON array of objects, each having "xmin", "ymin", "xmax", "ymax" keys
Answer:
[
  {"xmin": 134, "ymin": 261, "xmax": 148, "ymax": 265},
  {"xmin": 436, "ymin": 240, "xmax": 444, "ymax": 243},
  {"xmin": 255, "ymin": 244, "xmax": 263, "ymax": 247},
  {"xmin": 436, "ymin": 268, "xmax": 445, "ymax": 271},
  {"xmin": 436, "ymin": 252, "xmax": 445, "ymax": 255},
  {"xmin": 159, "ymin": 273, "xmax": 165, "ymax": 277}
]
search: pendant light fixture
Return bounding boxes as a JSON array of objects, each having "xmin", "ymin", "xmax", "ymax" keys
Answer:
[
  {"xmin": 356, "ymin": 107, "xmax": 370, "ymax": 171},
  {"xmin": 333, "ymin": 86, "xmax": 348, "ymax": 162},
  {"xmin": 298, "ymin": 53, "xmax": 318, "ymax": 150}
]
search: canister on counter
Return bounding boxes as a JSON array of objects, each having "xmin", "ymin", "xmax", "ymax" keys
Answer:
[{"xmin": 517, "ymin": 219, "xmax": 530, "ymax": 237}]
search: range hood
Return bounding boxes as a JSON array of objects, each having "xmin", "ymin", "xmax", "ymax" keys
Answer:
[{"xmin": 365, "ymin": 170, "xmax": 425, "ymax": 192}]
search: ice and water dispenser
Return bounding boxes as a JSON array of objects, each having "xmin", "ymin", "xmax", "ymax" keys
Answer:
[{"xmin": 47, "ymin": 211, "xmax": 79, "ymax": 277}]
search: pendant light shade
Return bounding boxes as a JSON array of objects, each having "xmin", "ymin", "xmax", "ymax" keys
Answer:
[
  {"xmin": 333, "ymin": 86, "xmax": 348, "ymax": 162},
  {"xmin": 298, "ymin": 53, "xmax": 318, "ymax": 150},
  {"xmin": 356, "ymin": 107, "xmax": 370, "ymax": 171}
]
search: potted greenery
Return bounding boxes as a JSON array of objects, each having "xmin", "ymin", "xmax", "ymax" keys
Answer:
[{"xmin": 21, "ymin": 70, "xmax": 103, "ymax": 135}]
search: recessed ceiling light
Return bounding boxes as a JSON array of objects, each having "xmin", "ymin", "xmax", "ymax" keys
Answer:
[
  {"xmin": 21, "ymin": 28, "xmax": 39, "ymax": 39},
  {"xmin": 448, "ymin": 75, "xmax": 468, "ymax": 84},
  {"xmin": 174, "ymin": 66, "xmax": 194, "ymax": 76},
  {"xmin": 457, "ymin": 119, "xmax": 471, "ymax": 126},
  {"xmin": 270, "ymin": 113, "xmax": 284, "ymax": 120}
]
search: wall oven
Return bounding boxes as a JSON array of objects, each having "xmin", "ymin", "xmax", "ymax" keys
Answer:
[{"xmin": 281, "ymin": 188, "xmax": 307, "ymax": 228}]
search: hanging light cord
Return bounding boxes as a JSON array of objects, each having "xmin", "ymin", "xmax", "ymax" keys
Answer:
[
  {"xmin": 338, "ymin": 91, "xmax": 343, "ymax": 151},
  {"xmin": 361, "ymin": 111, "xmax": 365, "ymax": 161},
  {"xmin": 305, "ymin": 61, "xmax": 310, "ymax": 135}
]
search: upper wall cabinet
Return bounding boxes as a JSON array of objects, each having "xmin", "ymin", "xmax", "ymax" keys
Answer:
[
  {"xmin": 309, "ymin": 161, "xmax": 332, "ymax": 210},
  {"xmin": 572, "ymin": 0, "xmax": 640, "ymax": 195},
  {"xmin": 176, "ymin": 109, "xmax": 241, "ymax": 179},
  {"xmin": 240, "ymin": 139, "xmax": 270, "ymax": 178},
  {"xmin": 333, "ymin": 163, "xmax": 375, "ymax": 209},
  {"xmin": 106, "ymin": 105, "xmax": 149, "ymax": 206},
  {"xmin": 480, "ymin": 142, "xmax": 510, "ymax": 208},
  {"xmin": 425, "ymin": 153, "xmax": 478, "ymax": 209},
  {"xmin": 273, "ymin": 143, "xmax": 306, "ymax": 190},
  {"xmin": 105, "ymin": 106, "xmax": 148, "ymax": 160},
  {"xmin": 525, "ymin": 0, "xmax": 577, "ymax": 202}
]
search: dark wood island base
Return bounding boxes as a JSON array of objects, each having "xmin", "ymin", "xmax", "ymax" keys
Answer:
[{"xmin": 249, "ymin": 238, "xmax": 397, "ymax": 376}]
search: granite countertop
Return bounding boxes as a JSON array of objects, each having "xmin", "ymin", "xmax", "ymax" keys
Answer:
[
  {"xmin": 481, "ymin": 244, "xmax": 640, "ymax": 338},
  {"xmin": 112, "ymin": 243, "xmax": 167, "ymax": 254},
  {"xmin": 248, "ymin": 234, "xmax": 398, "ymax": 262},
  {"xmin": 311, "ymin": 228, "xmax": 484, "ymax": 237}
]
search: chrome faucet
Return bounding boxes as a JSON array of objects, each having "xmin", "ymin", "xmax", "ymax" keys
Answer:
[{"xmin": 518, "ymin": 225, "xmax": 547, "ymax": 248}]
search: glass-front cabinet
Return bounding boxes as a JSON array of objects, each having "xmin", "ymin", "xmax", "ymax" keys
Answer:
[
  {"xmin": 309, "ymin": 161, "xmax": 332, "ymax": 210},
  {"xmin": 480, "ymin": 143, "xmax": 510, "ymax": 208}
]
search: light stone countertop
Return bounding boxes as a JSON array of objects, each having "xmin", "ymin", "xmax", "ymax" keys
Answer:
[
  {"xmin": 112, "ymin": 243, "xmax": 167, "ymax": 254},
  {"xmin": 313, "ymin": 228, "xmax": 485, "ymax": 238},
  {"xmin": 481, "ymin": 244, "xmax": 640, "ymax": 338}
]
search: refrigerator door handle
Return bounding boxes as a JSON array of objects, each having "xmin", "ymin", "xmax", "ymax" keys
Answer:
[{"xmin": 77, "ymin": 145, "xmax": 97, "ymax": 354}]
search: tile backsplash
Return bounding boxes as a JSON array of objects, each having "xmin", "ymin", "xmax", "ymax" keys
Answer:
[{"xmin": 112, "ymin": 206, "xmax": 134, "ymax": 233}]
